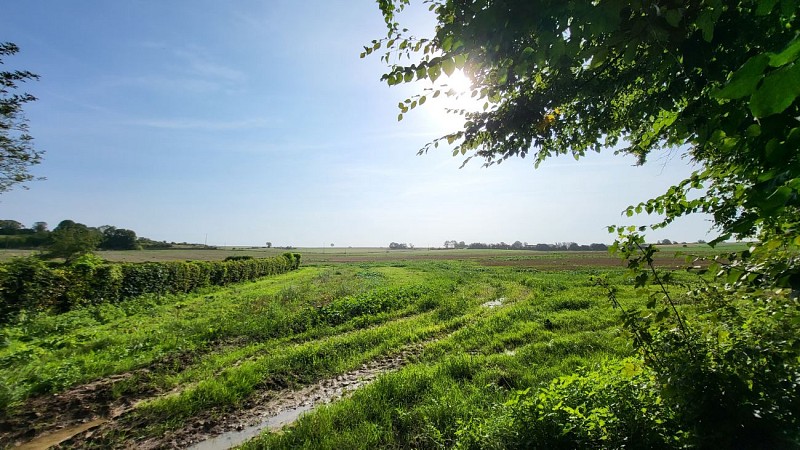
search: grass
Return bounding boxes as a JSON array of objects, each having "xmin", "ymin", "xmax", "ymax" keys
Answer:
[
  {"xmin": 0, "ymin": 256, "xmax": 707, "ymax": 448},
  {"xmin": 0, "ymin": 242, "xmax": 746, "ymax": 264}
]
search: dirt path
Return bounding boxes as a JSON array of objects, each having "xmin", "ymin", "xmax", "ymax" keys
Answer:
[
  {"xmin": 0, "ymin": 372, "xmax": 145, "ymax": 448},
  {"xmin": 0, "ymin": 345, "xmax": 214, "ymax": 449},
  {"xmin": 31, "ymin": 338, "xmax": 432, "ymax": 449},
  {"xmin": 174, "ymin": 344, "xmax": 425, "ymax": 450}
]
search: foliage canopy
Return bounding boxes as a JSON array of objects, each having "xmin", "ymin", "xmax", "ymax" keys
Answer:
[
  {"xmin": 370, "ymin": 0, "xmax": 800, "ymax": 446},
  {"xmin": 0, "ymin": 43, "xmax": 41, "ymax": 193},
  {"xmin": 370, "ymin": 0, "xmax": 799, "ymax": 244}
]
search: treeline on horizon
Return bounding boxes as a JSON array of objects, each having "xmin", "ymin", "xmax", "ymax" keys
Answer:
[
  {"xmin": 0, "ymin": 219, "xmax": 172, "ymax": 251},
  {"xmin": 389, "ymin": 239, "xmax": 701, "ymax": 251},
  {"xmin": 390, "ymin": 240, "xmax": 613, "ymax": 251}
]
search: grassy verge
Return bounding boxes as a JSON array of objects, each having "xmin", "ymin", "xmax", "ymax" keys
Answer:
[{"xmin": 1, "ymin": 259, "xmax": 693, "ymax": 448}]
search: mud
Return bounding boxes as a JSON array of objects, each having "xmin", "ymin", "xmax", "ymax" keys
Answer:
[
  {"xmin": 38, "ymin": 339, "xmax": 429, "ymax": 449},
  {"xmin": 0, "ymin": 373, "xmax": 141, "ymax": 448},
  {"xmin": 148, "ymin": 343, "xmax": 427, "ymax": 449},
  {"xmin": 14, "ymin": 418, "xmax": 108, "ymax": 450},
  {"xmin": 0, "ymin": 347, "xmax": 204, "ymax": 449}
]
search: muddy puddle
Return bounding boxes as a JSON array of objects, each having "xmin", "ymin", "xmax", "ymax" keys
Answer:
[
  {"xmin": 5, "ymin": 328, "xmax": 442, "ymax": 450},
  {"xmin": 481, "ymin": 297, "xmax": 506, "ymax": 308},
  {"xmin": 13, "ymin": 418, "xmax": 107, "ymax": 450},
  {"xmin": 177, "ymin": 345, "xmax": 424, "ymax": 450}
]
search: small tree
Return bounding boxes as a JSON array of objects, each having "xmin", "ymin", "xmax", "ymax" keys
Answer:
[
  {"xmin": 32, "ymin": 221, "xmax": 47, "ymax": 233},
  {"xmin": 46, "ymin": 220, "xmax": 101, "ymax": 263},
  {"xmin": 99, "ymin": 227, "xmax": 140, "ymax": 250}
]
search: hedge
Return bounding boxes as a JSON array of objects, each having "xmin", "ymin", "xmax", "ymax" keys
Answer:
[{"xmin": 0, "ymin": 253, "xmax": 301, "ymax": 324}]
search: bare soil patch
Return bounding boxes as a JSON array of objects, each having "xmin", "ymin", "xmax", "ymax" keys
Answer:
[
  {"xmin": 0, "ymin": 349, "xmax": 202, "ymax": 448},
  {"xmin": 53, "ymin": 341, "xmax": 429, "ymax": 450}
]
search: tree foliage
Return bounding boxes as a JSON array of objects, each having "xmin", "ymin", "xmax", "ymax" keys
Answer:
[
  {"xmin": 99, "ymin": 226, "xmax": 140, "ymax": 250},
  {"xmin": 46, "ymin": 220, "xmax": 102, "ymax": 263},
  {"xmin": 370, "ymin": 0, "xmax": 799, "ymax": 244},
  {"xmin": 371, "ymin": 0, "xmax": 800, "ymax": 446},
  {"xmin": 0, "ymin": 43, "xmax": 41, "ymax": 193}
]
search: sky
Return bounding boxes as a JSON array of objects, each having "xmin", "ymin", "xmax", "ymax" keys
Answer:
[{"xmin": 0, "ymin": 1, "xmax": 714, "ymax": 247}]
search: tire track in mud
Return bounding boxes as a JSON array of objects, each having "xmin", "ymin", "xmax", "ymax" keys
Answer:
[
  {"xmin": 0, "ymin": 340, "xmax": 239, "ymax": 449},
  {"xmin": 7, "ymin": 300, "xmax": 494, "ymax": 449},
  {"xmin": 56, "ymin": 335, "xmax": 439, "ymax": 450},
  {"xmin": 0, "ymin": 315, "xmax": 414, "ymax": 449},
  {"xmin": 172, "ymin": 342, "xmax": 429, "ymax": 450}
]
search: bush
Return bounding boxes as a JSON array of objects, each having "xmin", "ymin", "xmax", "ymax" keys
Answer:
[
  {"xmin": 0, "ymin": 254, "xmax": 301, "ymax": 324},
  {"xmin": 223, "ymin": 255, "xmax": 253, "ymax": 261},
  {"xmin": 455, "ymin": 359, "xmax": 678, "ymax": 449}
]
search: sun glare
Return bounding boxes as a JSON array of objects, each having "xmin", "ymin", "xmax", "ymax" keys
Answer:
[
  {"xmin": 441, "ymin": 69, "xmax": 473, "ymax": 99},
  {"xmin": 427, "ymin": 69, "xmax": 482, "ymax": 128}
]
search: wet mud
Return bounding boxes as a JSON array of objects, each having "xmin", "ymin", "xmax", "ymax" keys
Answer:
[
  {"xmin": 13, "ymin": 339, "xmax": 428, "ymax": 449},
  {"xmin": 146, "ymin": 343, "xmax": 427, "ymax": 449}
]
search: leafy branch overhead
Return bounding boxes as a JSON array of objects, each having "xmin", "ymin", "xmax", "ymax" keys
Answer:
[
  {"xmin": 368, "ymin": 0, "xmax": 800, "ymax": 243},
  {"xmin": 0, "ymin": 43, "xmax": 42, "ymax": 193}
]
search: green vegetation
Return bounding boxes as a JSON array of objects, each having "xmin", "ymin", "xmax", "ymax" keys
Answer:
[
  {"xmin": 368, "ymin": 0, "xmax": 800, "ymax": 447},
  {"xmin": 0, "ymin": 43, "xmax": 41, "ymax": 193},
  {"xmin": 0, "ymin": 253, "xmax": 300, "ymax": 324},
  {"xmin": 0, "ymin": 258, "xmax": 659, "ymax": 448}
]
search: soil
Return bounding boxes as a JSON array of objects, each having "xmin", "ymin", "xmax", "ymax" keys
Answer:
[
  {"xmin": 0, "ymin": 373, "xmax": 142, "ymax": 448},
  {"xmin": 0, "ymin": 348, "xmax": 204, "ymax": 449},
  {"xmin": 13, "ymin": 340, "xmax": 430, "ymax": 449},
  {"xmin": 159, "ymin": 343, "xmax": 426, "ymax": 450}
]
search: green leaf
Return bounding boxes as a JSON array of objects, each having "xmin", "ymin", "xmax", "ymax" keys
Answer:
[
  {"xmin": 442, "ymin": 58, "xmax": 456, "ymax": 76},
  {"xmin": 454, "ymin": 53, "xmax": 468, "ymax": 69},
  {"xmin": 665, "ymin": 9, "xmax": 682, "ymax": 27},
  {"xmin": 713, "ymin": 54, "xmax": 769, "ymax": 100},
  {"xmin": 756, "ymin": 0, "xmax": 779, "ymax": 15},
  {"xmin": 781, "ymin": 0, "xmax": 798, "ymax": 17},
  {"xmin": 745, "ymin": 124, "xmax": 761, "ymax": 137},
  {"xmin": 749, "ymin": 63, "xmax": 800, "ymax": 118},
  {"xmin": 696, "ymin": 9, "xmax": 718, "ymax": 42},
  {"xmin": 428, "ymin": 65, "xmax": 441, "ymax": 82},
  {"xmin": 441, "ymin": 35, "xmax": 453, "ymax": 52},
  {"xmin": 768, "ymin": 37, "xmax": 800, "ymax": 67},
  {"xmin": 589, "ymin": 48, "xmax": 609, "ymax": 70},
  {"xmin": 761, "ymin": 186, "xmax": 792, "ymax": 212},
  {"xmin": 497, "ymin": 67, "xmax": 508, "ymax": 85}
]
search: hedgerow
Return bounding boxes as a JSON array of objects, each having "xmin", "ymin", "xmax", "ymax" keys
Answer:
[{"xmin": 0, "ymin": 253, "xmax": 301, "ymax": 324}]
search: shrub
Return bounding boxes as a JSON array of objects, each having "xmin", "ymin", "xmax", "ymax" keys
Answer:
[
  {"xmin": 223, "ymin": 255, "xmax": 253, "ymax": 261},
  {"xmin": 0, "ymin": 254, "xmax": 301, "ymax": 324}
]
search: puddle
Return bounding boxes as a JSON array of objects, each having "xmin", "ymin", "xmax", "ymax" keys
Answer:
[
  {"xmin": 182, "ymin": 343, "xmax": 428, "ymax": 450},
  {"xmin": 14, "ymin": 418, "xmax": 107, "ymax": 450},
  {"xmin": 187, "ymin": 404, "xmax": 313, "ymax": 450},
  {"xmin": 481, "ymin": 297, "xmax": 506, "ymax": 308}
]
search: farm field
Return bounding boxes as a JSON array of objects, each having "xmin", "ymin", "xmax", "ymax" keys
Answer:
[
  {"xmin": 0, "ymin": 242, "xmax": 744, "ymax": 266},
  {"xmin": 0, "ymin": 252, "xmax": 703, "ymax": 449}
]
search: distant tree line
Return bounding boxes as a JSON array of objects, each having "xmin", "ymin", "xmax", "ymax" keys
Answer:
[
  {"xmin": 0, "ymin": 219, "xmax": 172, "ymax": 261},
  {"xmin": 448, "ymin": 240, "xmax": 610, "ymax": 251},
  {"xmin": 389, "ymin": 242, "xmax": 415, "ymax": 249}
]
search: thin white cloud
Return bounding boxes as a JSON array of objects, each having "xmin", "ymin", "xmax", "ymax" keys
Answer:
[
  {"xmin": 127, "ymin": 117, "xmax": 275, "ymax": 130},
  {"xmin": 110, "ymin": 42, "xmax": 247, "ymax": 94},
  {"xmin": 171, "ymin": 47, "xmax": 246, "ymax": 84}
]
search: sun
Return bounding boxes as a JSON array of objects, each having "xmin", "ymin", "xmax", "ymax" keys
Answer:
[
  {"xmin": 426, "ymin": 69, "xmax": 482, "ymax": 128},
  {"xmin": 441, "ymin": 69, "xmax": 473, "ymax": 100}
]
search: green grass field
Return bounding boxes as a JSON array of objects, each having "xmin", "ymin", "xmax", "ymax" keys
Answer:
[
  {"xmin": 0, "ymin": 251, "xmax": 708, "ymax": 448},
  {"xmin": 0, "ymin": 241, "xmax": 746, "ymax": 265}
]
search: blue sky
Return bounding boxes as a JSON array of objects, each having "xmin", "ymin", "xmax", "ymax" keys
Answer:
[{"xmin": 1, "ymin": 1, "xmax": 712, "ymax": 247}]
